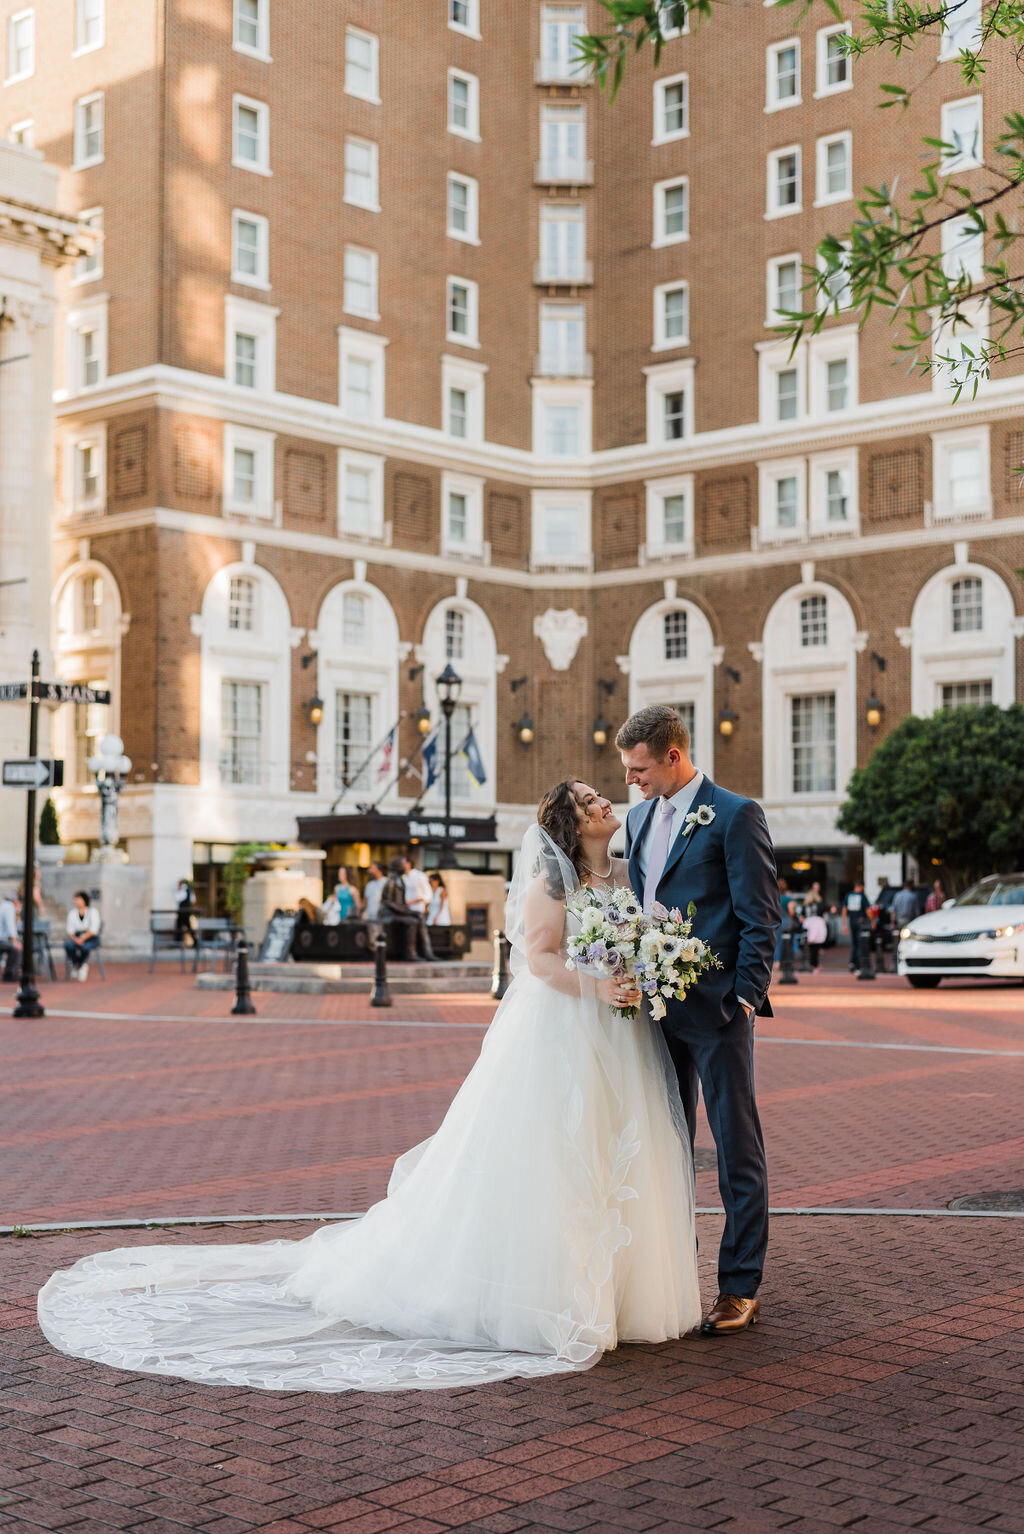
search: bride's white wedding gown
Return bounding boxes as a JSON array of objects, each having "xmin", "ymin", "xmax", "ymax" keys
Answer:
[{"xmin": 38, "ymin": 838, "xmax": 701, "ymax": 1392}]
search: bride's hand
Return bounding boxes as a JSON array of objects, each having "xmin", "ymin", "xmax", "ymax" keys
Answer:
[{"xmin": 597, "ymin": 976, "xmax": 641, "ymax": 1009}]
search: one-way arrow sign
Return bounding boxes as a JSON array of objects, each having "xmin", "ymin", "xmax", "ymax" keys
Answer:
[{"xmin": 2, "ymin": 758, "xmax": 64, "ymax": 789}]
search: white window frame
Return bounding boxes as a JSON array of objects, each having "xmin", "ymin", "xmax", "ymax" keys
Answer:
[
  {"xmin": 222, "ymin": 423, "xmax": 276, "ymax": 521},
  {"xmin": 6, "ymin": 9, "xmax": 34, "ymax": 84},
  {"xmin": 446, "ymin": 172, "xmax": 480, "ymax": 243},
  {"xmin": 538, "ymin": 203, "xmax": 589, "ymax": 280},
  {"xmin": 231, "ymin": 209, "xmax": 270, "ymax": 289},
  {"xmin": 232, "ymin": 94, "xmax": 270, "ymax": 175},
  {"xmin": 337, "ymin": 326, "xmax": 388, "ymax": 422},
  {"xmin": 653, "ymin": 280, "xmax": 689, "ymax": 351},
  {"xmin": 644, "ymin": 357, "xmax": 695, "ymax": 446},
  {"xmin": 766, "ymin": 38, "xmax": 800, "ymax": 111},
  {"xmin": 531, "ymin": 380, "xmax": 593, "ymax": 458},
  {"xmin": 224, "ymin": 294, "xmax": 278, "ymax": 394},
  {"xmin": 757, "ymin": 459, "xmax": 807, "ymax": 544},
  {"xmin": 537, "ymin": 301, "xmax": 588, "ymax": 376},
  {"xmin": 73, "ymin": 92, "xmax": 104, "ymax": 170},
  {"xmin": 940, "ymin": 96, "xmax": 983, "ymax": 173},
  {"xmin": 941, "ymin": 213, "xmax": 985, "ymax": 283},
  {"xmin": 757, "ymin": 338, "xmax": 805, "ymax": 426},
  {"xmin": 809, "ymin": 448, "xmax": 859, "ymax": 536},
  {"xmin": 7, "ymin": 119, "xmax": 33, "ymax": 147},
  {"xmin": 72, "ymin": 207, "xmax": 103, "ymax": 286},
  {"xmin": 644, "ymin": 474, "xmax": 695, "ymax": 561},
  {"xmin": 931, "ymin": 297, "xmax": 988, "ymax": 394},
  {"xmin": 537, "ymin": 4, "xmax": 588, "ymax": 84},
  {"xmin": 441, "ymin": 472, "xmax": 486, "ymax": 560},
  {"xmin": 442, "ymin": 354, "xmax": 486, "ymax": 443},
  {"xmin": 652, "ymin": 71, "xmax": 688, "ymax": 144},
  {"xmin": 446, "ymin": 275, "xmax": 479, "ymax": 346},
  {"xmin": 817, "ymin": 241, "xmax": 852, "ymax": 311},
  {"xmin": 342, "ymin": 244, "xmax": 379, "ymax": 319},
  {"xmin": 815, "ymin": 23, "xmax": 852, "ymax": 96},
  {"xmin": 529, "ymin": 489, "xmax": 593, "ymax": 571},
  {"xmin": 233, "ymin": 0, "xmax": 270, "ymax": 60},
  {"xmin": 658, "ymin": 2, "xmax": 688, "ymax": 39},
  {"xmin": 447, "ymin": 68, "xmax": 480, "ymax": 140},
  {"xmin": 940, "ymin": 0, "xmax": 981, "ymax": 60},
  {"xmin": 767, "ymin": 144, "xmax": 801, "ymax": 217},
  {"xmin": 766, "ymin": 252, "xmax": 802, "ymax": 325},
  {"xmin": 807, "ymin": 326, "xmax": 858, "ymax": 417},
  {"xmin": 343, "ymin": 135, "xmax": 379, "ymax": 210},
  {"xmin": 448, "ymin": 0, "xmax": 481, "ymax": 39},
  {"xmin": 539, "ymin": 102, "xmax": 589, "ymax": 182},
  {"xmin": 344, "ymin": 26, "xmax": 380, "ymax": 103},
  {"xmin": 337, "ymin": 448, "xmax": 385, "ymax": 541},
  {"xmin": 652, "ymin": 175, "xmax": 689, "ymax": 247},
  {"xmin": 74, "ymin": 0, "xmax": 104, "ymax": 55},
  {"xmin": 67, "ymin": 426, "xmax": 107, "ymax": 515},
  {"xmin": 815, "ymin": 130, "xmax": 852, "ymax": 205},
  {"xmin": 65, "ymin": 298, "xmax": 108, "ymax": 393},
  {"xmin": 930, "ymin": 426, "xmax": 992, "ymax": 522}
]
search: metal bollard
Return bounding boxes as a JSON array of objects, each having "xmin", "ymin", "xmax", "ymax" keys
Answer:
[
  {"xmin": 779, "ymin": 928, "xmax": 799, "ymax": 985},
  {"xmin": 491, "ymin": 929, "xmax": 511, "ymax": 1000},
  {"xmin": 857, "ymin": 921, "xmax": 877, "ymax": 981},
  {"xmin": 231, "ymin": 936, "xmax": 257, "ymax": 1014},
  {"xmin": 370, "ymin": 931, "xmax": 393, "ymax": 1008}
]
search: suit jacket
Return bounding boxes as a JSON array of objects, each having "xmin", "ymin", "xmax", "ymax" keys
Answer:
[{"xmin": 624, "ymin": 778, "xmax": 780, "ymax": 1037}]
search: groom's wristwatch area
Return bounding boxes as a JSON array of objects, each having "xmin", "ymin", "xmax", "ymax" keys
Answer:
[{"xmin": 738, "ymin": 998, "xmax": 755, "ymax": 1019}]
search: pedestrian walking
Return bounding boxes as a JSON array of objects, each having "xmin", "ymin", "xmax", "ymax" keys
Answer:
[
  {"xmin": 891, "ymin": 879, "xmax": 921, "ymax": 928},
  {"xmin": 843, "ymin": 881, "xmax": 868, "ymax": 971},
  {"xmin": 925, "ymin": 879, "xmax": 947, "ymax": 912}
]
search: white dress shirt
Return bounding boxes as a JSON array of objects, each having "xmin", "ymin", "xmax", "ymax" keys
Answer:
[
  {"xmin": 634, "ymin": 771, "xmax": 705, "ymax": 881},
  {"xmin": 403, "ymin": 868, "xmax": 432, "ymax": 915}
]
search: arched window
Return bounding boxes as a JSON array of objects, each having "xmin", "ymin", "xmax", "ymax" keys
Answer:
[
  {"xmin": 663, "ymin": 609, "xmax": 687, "ymax": 661},
  {"xmin": 444, "ymin": 608, "xmax": 466, "ymax": 662},
  {"xmin": 627, "ymin": 597, "xmax": 716, "ymax": 774},
  {"xmin": 314, "ymin": 581, "xmax": 400, "ymax": 800},
  {"xmin": 52, "ymin": 562, "xmax": 126, "ymax": 789},
  {"xmin": 422, "ymin": 597, "xmax": 497, "ymax": 807},
  {"xmin": 950, "ymin": 576, "xmax": 983, "ymax": 634},
  {"xmin": 906, "ymin": 563, "xmax": 1019, "ymax": 712},
  {"xmin": 341, "ymin": 591, "xmax": 369, "ymax": 649}
]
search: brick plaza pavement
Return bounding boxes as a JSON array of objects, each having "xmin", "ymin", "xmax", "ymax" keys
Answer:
[{"xmin": 2, "ymin": 969, "xmax": 1024, "ymax": 1532}]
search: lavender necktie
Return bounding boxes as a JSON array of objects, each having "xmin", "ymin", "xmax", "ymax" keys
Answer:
[{"xmin": 642, "ymin": 798, "xmax": 676, "ymax": 915}]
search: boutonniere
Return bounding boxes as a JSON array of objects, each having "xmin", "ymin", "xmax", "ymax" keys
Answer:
[{"xmin": 682, "ymin": 805, "xmax": 716, "ymax": 837}]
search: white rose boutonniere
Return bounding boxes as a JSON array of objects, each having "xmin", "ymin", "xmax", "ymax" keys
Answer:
[{"xmin": 682, "ymin": 804, "xmax": 716, "ymax": 837}]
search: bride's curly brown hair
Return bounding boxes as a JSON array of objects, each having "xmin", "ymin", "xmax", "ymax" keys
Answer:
[{"xmin": 536, "ymin": 779, "xmax": 585, "ymax": 884}]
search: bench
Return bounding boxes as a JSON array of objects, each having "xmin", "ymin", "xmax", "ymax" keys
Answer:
[
  {"xmin": 149, "ymin": 910, "xmax": 194, "ymax": 973},
  {"xmin": 194, "ymin": 917, "xmax": 243, "ymax": 973}
]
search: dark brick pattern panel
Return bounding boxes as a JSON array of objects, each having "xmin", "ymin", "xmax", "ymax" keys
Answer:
[
  {"xmin": 598, "ymin": 494, "xmax": 642, "ymax": 569},
  {"xmin": 868, "ymin": 449, "xmax": 922, "ymax": 523},
  {"xmin": 487, "ymin": 492, "xmax": 525, "ymax": 567},
  {"xmin": 1004, "ymin": 430, "xmax": 1024, "ymax": 499},
  {"xmin": 699, "ymin": 476, "xmax": 752, "ymax": 548},
  {"xmin": 111, "ymin": 424, "xmax": 148, "ymax": 500},
  {"xmin": 392, "ymin": 471, "xmax": 434, "ymax": 545},
  {"xmin": 173, "ymin": 425, "xmax": 215, "ymax": 500},
  {"xmin": 284, "ymin": 448, "xmax": 326, "ymax": 522}
]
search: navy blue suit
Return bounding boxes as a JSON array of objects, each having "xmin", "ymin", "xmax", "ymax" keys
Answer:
[{"xmin": 625, "ymin": 779, "xmax": 780, "ymax": 1297}]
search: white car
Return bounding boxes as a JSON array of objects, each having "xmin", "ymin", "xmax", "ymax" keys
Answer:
[{"xmin": 897, "ymin": 873, "xmax": 1024, "ymax": 987}]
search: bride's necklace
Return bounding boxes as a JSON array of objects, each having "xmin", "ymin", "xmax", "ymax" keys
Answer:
[{"xmin": 583, "ymin": 856, "xmax": 614, "ymax": 881}]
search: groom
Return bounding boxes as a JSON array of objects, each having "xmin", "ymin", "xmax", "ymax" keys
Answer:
[{"xmin": 618, "ymin": 704, "xmax": 780, "ymax": 1335}]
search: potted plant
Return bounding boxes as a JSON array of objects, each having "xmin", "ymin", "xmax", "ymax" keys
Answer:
[{"xmin": 36, "ymin": 797, "xmax": 65, "ymax": 866}]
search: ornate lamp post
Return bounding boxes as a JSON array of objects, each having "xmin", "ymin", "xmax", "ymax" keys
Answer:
[
  {"xmin": 436, "ymin": 663, "xmax": 462, "ymax": 871},
  {"xmin": 87, "ymin": 733, "xmax": 132, "ymax": 862}
]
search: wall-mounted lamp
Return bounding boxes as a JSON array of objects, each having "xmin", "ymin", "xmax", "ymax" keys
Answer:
[
  {"xmin": 415, "ymin": 705, "xmax": 432, "ymax": 735},
  {"xmin": 515, "ymin": 714, "xmax": 535, "ymax": 745},
  {"xmin": 593, "ymin": 678, "xmax": 616, "ymax": 748},
  {"xmin": 306, "ymin": 695, "xmax": 324, "ymax": 727},
  {"xmin": 866, "ymin": 651, "xmax": 886, "ymax": 730},
  {"xmin": 718, "ymin": 666, "xmax": 741, "ymax": 738},
  {"xmin": 300, "ymin": 650, "xmax": 317, "ymax": 670}
]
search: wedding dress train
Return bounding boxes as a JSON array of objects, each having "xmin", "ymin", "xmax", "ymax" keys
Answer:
[{"xmin": 38, "ymin": 832, "xmax": 701, "ymax": 1392}]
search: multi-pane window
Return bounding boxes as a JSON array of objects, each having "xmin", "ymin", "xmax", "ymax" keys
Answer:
[
  {"xmin": 232, "ymin": 211, "xmax": 268, "ymax": 286},
  {"xmin": 663, "ymin": 390, "xmax": 686, "ymax": 439},
  {"xmin": 941, "ymin": 680, "xmax": 992, "ymax": 708},
  {"xmin": 233, "ymin": 331, "xmax": 257, "ymax": 388},
  {"xmin": 74, "ymin": 94, "xmax": 104, "ymax": 166},
  {"xmin": 826, "ymin": 357, "xmax": 849, "ymax": 412},
  {"xmin": 825, "ymin": 467, "xmax": 850, "ymax": 522},
  {"xmin": 447, "ymin": 277, "xmax": 477, "ymax": 341},
  {"xmin": 342, "ymin": 355, "xmax": 374, "ymax": 418},
  {"xmin": 234, "ymin": 97, "xmax": 269, "ymax": 172},
  {"xmin": 75, "ymin": 0, "xmax": 104, "ymax": 52},
  {"xmin": 662, "ymin": 493, "xmax": 688, "ymax": 545},
  {"xmin": 335, "ymin": 692, "xmax": 373, "ymax": 791},
  {"xmin": 539, "ymin": 302, "xmax": 585, "ymax": 374},
  {"xmin": 539, "ymin": 4, "xmax": 586, "ymax": 80},
  {"xmin": 948, "ymin": 443, "xmax": 983, "ymax": 511},
  {"xmin": 791, "ymin": 693, "xmax": 836, "ymax": 794},
  {"xmin": 820, "ymin": 245, "xmax": 852, "ymax": 309},
  {"xmin": 81, "ymin": 327, "xmax": 101, "ymax": 387},
  {"xmin": 448, "ymin": 702, "xmax": 474, "ymax": 798},
  {"xmin": 444, "ymin": 608, "xmax": 465, "ymax": 661},
  {"xmin": 343, "ymin": 246, "xmax": 378, "ymax": 315},
  {"xmin": 818, "ymin": 133, "xmax": 851, "ymax": 201},
  {"xmin": 6, "ymin": 10, "xmax": 34, "ymax": 80},
  {"xmin": 799, "ymin": 594, "xmax": 828, "ymax": 647},
  {"xmin": 818, "ymin": 25, "xmax": 851, "ymax": 92},
  {"xmin": 345, "ymin": 28, "xmax": 379, "ymax": 100},
  {"xmin": 219, "ymin": 680, "xmax": 263, "ymax": 786},
  {"xmin": 768, "ymin": 147, "xmax": 800, "ymax": 214},
  {"xmin": 663, "ymin": 609, "xmax": 688, "ymax": 660},
  {"xmin": 656, "ymin": 282, "xmax": 688, "ymax": 346},
  {"xmin": 448, "ymin": 70, "xmax": 479, "ymax": 136},
  {"xmin": 341, "ymin": 465, "xmax": 373, "ymax": 532},
  {"xmin": 768, "ymin": 40, "xmax": 799, "ymax": 107},
  {"xmin": 941, "ymin": 214, "xmax": 985, "ymax": 282},
  {"xmin": 768, "ymin": 256, "xmax": 801, "ymax": 321},
  {"xmin": 228, "ymin": 575, "xmax": 256, "ymax": 632},
  {"xmin": 776, "ymin": 367, "xmax": 799, "ymax": 420},
  {"xmin": 951, "ymin": 576, "xmax": 983, "ymax": 633},
  {"xmin": 672, "ymin": 701, "xmax": 696, "ymax": 762},
  {"xmin": 448, "ymin": 387, "xmax": 468, "ymax": 437},
  {"xmin": 445, "ymin": 488, "xmax": 477, "ymax": 548},
  {"xmin": 655, "ymin": 73, "xmax": 688, "ymax": 140},
  {"xmin": 447, "ymin": 173, "xmax": 478, "ymax": 240},
  {"xmin": 941, "ymin": 97, "xmax": 982, "ymax": 171},
  {"xmin": 538, "ymin": 504, "xmax": 580, "ymax": 556},
  {"xmin": 342, "ymin": 591, "xmax": 368, "ymax": 647},
  {"xmin": 81, "ymin": 575, "xmax": 103, "ymax": 631},
  {"xmin": 540, "ymin": 103, "xmax": 586, "ymax": 177},
  {"xmin": 75, "ymin": 442, "xmax": 100, "ymax": 503},
  {"xmin": 234, "ymin": 0, "xmax": 266, "ymax": 54},
  {"xmin": 449, "ymin": 0, "xmax": 477, "ymax": 32},
  {"xmin": 232, "ymin": 446, "xmax": 257, "ymax": 503},
  {"xmin": 544, "ymin": 403, "xmax": 581, "ymax": 455},
  {"xmin": 941, "ymin": 0, "xmax": 981, "ymax": 57},
  {"xmin": 540, "ymin": 206, "xmax": 586, "ymax": 278},
  {"xmin": 74, "ymin": 208, "xmax": 103, "ymax": 283},
  {"xmin": 344, "ymin": 137, "xmax": 378, "ymax": 208},
  {"xmin": 654, "ymin": 178, "xmax": 688, "ymax": 243},
  {"xmin": 73, "ymin": 680, "xmax": 108, "ymax": 786},
  {"xmin": 776, "ymin": 475, "xmax": 799, "ymax": 528}
]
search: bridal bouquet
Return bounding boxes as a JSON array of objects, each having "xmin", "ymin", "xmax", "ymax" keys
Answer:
[{"xmin": 565, "ymin": 888, "xmax": 720, "ymax": 1020}]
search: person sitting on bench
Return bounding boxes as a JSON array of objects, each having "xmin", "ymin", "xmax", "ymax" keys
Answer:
[{"xmin": 65, "ymin": 891, "xmax": 101, "ymax": 981}]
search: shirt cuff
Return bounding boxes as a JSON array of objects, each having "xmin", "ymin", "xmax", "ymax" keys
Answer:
[{"xmin": 737, "ymin": 996, "xmax": 756, "ymax": 1014}]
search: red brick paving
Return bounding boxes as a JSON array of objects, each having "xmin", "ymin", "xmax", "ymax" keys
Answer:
[{"xmin": 3, "ymin": 968, "xmax": 1024, "ymax": 1530}]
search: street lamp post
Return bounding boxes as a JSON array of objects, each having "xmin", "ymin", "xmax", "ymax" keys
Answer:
[{"xmin": 436, "ymin": 662, "xmax": 462, "ymax": 871}]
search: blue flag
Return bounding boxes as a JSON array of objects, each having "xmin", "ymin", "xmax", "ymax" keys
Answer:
[
  {"xmin": 459, "ymin": 728, "xmax": 487, "ymax": 787},
  {"xmin": 421, "ymin": 730, "xmax": 439, "ymax": 790}
]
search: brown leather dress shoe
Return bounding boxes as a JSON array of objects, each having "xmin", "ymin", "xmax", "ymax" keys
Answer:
[{"xmin": 700, "ymin": 1294, "xmax": 760, "ymax": 1335}]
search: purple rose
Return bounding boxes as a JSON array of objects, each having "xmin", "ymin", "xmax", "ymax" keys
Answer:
[{"xmin": 605, "ymin": 948, "xmax": 622, "ymax": 969}]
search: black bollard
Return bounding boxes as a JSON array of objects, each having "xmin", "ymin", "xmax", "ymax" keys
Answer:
[
  {"xmin": 857, "ymin": 920, "xmax": 877, "ymax": 982},
  {"xmin": 491, "ymin": 929, "xmax": 511, "ymax": 1000},
  {"xmin": 370, "ymin": 932, "xmax": 392, "ymax": 1008},
  {"xmin": 779, "ymin": 927, "xmax": 799, "ymax": 985},
  {"xmin": 231, "ymin": 936, "xmax": 257, "ymax": 1014}
]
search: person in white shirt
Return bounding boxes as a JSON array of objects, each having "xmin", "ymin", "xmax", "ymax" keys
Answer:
[
  {"xmin": 0, "ymin": 892, "xmax": 21, "ymax": 981},
  {"xmin": 362, "ymin": 863, "xmax": 386, "ymax": 924},
  {"xmin": 427, "ymin": 872, "xmax": 451, "ymax": 926},
  {"xmin": 399, "ymin": 855, "xmax": 436, "ymax": 961},
  {"xmin": 65, "ymin": 891, "xmax": 101, "ymax": 981}
]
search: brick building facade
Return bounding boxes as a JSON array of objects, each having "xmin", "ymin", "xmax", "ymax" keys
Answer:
[{"xmin": 3, "ymin": 0, "xmax": 1023, "ymax": 906}]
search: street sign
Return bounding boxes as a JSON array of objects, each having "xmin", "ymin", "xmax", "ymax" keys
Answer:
[
  {"xmin": 2, "ymin": 758, "xmax": 64, "ymax": 790},
  {"xmin": 0, "ymin": 681, "xmax": 110, "ymax": 704},
  {"xmin": 0, "ymin": 682, "xmax": 28, "ymax": 701}
]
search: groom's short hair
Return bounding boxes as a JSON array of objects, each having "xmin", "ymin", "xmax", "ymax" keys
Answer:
[{"xmin": 615, "ymin": 705, "xmax": 690, "ymax": 759}]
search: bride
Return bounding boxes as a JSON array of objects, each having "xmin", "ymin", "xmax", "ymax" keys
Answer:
[{"xmin": 38, "ymin": 781, "xmax": 701, "ymax": 1392}]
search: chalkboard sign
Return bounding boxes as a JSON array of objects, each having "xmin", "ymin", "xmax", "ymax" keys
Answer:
[
  {"xmin": 466, "ymin": 905, "xmax": 489, "ymax": 940},
  {"xmin": 259, "ymin": 908, "xmax": 298, "ymax": 962}
]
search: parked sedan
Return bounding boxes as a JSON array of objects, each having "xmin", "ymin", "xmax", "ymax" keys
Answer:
[{"xmin": 897, "ymin": 873, "xmax": 1024, "ymax": 987}]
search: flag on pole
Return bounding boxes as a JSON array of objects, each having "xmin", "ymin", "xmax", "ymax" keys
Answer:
[
  {"xmin": 377, "ymin": 724, "xmax": 397, "ymax": 781},
  {"xmin": 459, "ymin": 728, "xmax": 487, "ymax": 787},
  {"xmin": 421, "ymin": 729, "xmax": 440, "ymax": 790}
]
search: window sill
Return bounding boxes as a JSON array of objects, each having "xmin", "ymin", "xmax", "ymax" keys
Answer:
[
  {"xmin": 232, "ymin": 157, "xmax": 272, "ymax": 177},
  {"xmin": 445, "ymin": 331, "xmax": 481, "ymax": 349},
  {"xmin": 764, "ymin": 204, "xmax": 802, "ymax": 220},
  {"xmin": 651, "ymin": 129, "xmax": 689, "ymax": 146},
  {"xmin": 231, "ymin": 273, "xmax": 272, "ymax": 292},
  {"xmin": 814, "ymin": 191, "xmax": 853, "ymax": 208},
  {"xmin": 71, "ymin": 42, "xmax": 104, "ymax": 58},
  {"xmin": 447, "ymin": 126, "xmax": 482, "ymax": 143},
  {"xmin": 342, "ymin": 306, "xmax": 382, "ymax": 322},
  {"xmin": 447, "ymin": 229, "xmax": 481, "ymax": 245},
  {"xmin": 650, "ymin": 233, "xmax": 689, "ymax": 250},
  {"xmin": 337, "ymin": 521, "xmax": 389, "ymax": 544},
  {"xmin": 650, "ymin": 337, "xmax": 690, "ymax": 353},
  {"xmin": 70, "ymin": 270, "xmax": 103, "ymax": 287},
  {"xmin": 763, "ymin": 97, "xmax": 801, "ymax": 113},
  {"xmin": 72, "ymin": 155, "xmax": 105, "ymax": 171},
  {"xmin": 233, "ymin": 42, "xmax": 273, "ymax": 63},
  {"xmin": 343, "ymin": 195, "xmax": 381, "ymax": 212},
  {"xmin": 345, "ymin": 89, "xmax": 382, "ymax": 106},
  {"xmin": 529, "ymin": 551, "xmax": 594, "ymax": 573},
  {"xmin": 441, "ymin": 541, "xmax": 490, "ymax": 564},
  {"xmin": 926, "ymin": 499, "xmax": 993, "ymax": 527},
  {"xmin": 4, "ymin": 71, "xmax": 34, "ymax": 86},
  {"xmin": 642, "ymin": 541, "xmax": 695, "ymax": 563},
  {"xmin": 812, "ymin": 82, "xmax": 853, "ymax": 98}
]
